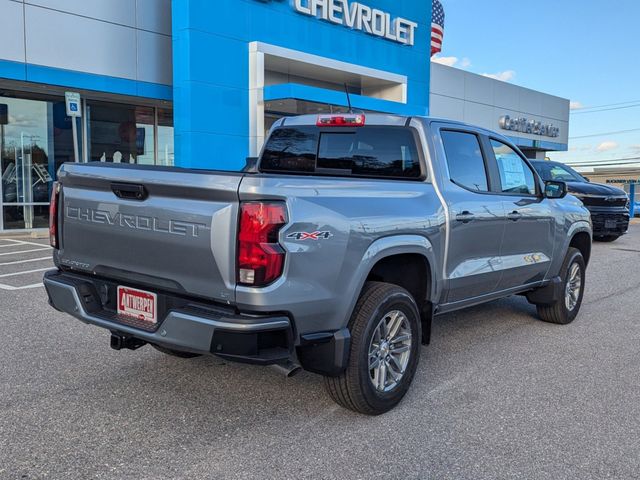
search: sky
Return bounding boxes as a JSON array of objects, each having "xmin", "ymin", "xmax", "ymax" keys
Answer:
[{"xmin": 431, "ymin": 0, "xmax": 640, "ymax": 169}]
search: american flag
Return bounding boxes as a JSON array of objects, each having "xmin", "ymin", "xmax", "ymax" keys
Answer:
[{"xmin": 431, "ymin": 0, "xmax": 445, "ymax": 56}]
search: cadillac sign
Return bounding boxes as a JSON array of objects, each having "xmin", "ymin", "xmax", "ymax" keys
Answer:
[{"xmin": 499, "ymin": 115, "xmax": 560, "ymax": 138}]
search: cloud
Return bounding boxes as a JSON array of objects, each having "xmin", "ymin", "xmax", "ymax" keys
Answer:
[
  {"xmin": 570, "ymin": 101, "xmax": 584, "ymax": 110},
  {"xmin": 481, "ymin": 70, "xmax": 516, "ymax": 82},
  {"xmin": 596, "ymin": 141, "xmax": 619, "ymax": 152},
  {"xmin": 432, "ymin": 56, "xmax": 458, "ymax": 67},
  {"xmin": 431, "ymin": 56, "xmax": 472, "ymax": 69},
  {"xmin": 569, "ymin": 144, "xmax": 593, "ymax": 152}
]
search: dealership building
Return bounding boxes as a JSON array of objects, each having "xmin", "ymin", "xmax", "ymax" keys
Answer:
[{"xmin": 0, "ymin": 0, "xmax": 569, "ymax": 231}]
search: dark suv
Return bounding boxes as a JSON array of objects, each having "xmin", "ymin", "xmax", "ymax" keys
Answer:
[{"xmin": 531, "ymin": 160, "xmax": 630, "ymax": 242}]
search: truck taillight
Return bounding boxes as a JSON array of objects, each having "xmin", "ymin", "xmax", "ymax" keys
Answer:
[
  {"xmin": 49, "ymin": 182, "xmax": 61, "ymax": 249},
  {"xmin": 237, "ymin": 202, "xmax": 287, "ymax": 287}
]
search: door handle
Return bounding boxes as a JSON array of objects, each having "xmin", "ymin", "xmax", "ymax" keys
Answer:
[
  {"xmin": 456, "ymin": 211, "xmax": 476, "ymax": 223},
  {"xmin": 508, "ymin": 211, "xmax": 523, "ymax": 221}
]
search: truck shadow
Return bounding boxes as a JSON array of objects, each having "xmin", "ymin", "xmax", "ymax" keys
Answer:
[{"xmin": 77, "ymin": 295, "xmax": 543, "ymax": 424}]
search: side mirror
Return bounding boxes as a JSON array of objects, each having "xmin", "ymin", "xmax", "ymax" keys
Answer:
[{"xmin": 544, "ymin": 180, "xmax": 567, "ymax": 199}]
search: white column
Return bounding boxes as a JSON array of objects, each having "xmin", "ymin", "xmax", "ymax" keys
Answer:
[{"xmin": 249, "ymin": 42, "xmax": 265, "ymax": 157}]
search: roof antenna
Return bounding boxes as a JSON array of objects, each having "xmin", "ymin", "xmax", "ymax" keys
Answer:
[{"xmin": 344, "ymin": 83, "xmax": 353, "ymax": 113}]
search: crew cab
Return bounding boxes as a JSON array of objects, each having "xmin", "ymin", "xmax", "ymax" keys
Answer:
[{"xmin": 44, "ymin": 114, "xmax": 592, "ymax": 415}]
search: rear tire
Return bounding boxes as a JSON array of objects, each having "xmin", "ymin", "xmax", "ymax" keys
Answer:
[
  {"xmin": 536, "ymin": 247, "xmax": 586, "ymax": 325},
  {"xmin": 324, "ymin": 282, "xmax": 421, "ymax": 415},
  {"xmin": 594, "ymin": 235, "xmax": 620, "ymax": 242},
  {"xmin": 151, "ymin": 344, "xmax": 202, "ymax": 358}
]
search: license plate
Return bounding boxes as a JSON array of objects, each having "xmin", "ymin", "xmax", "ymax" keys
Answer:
[
  {"xmin": 605, "ymin": 219, "xmax": 617, "ymax": 229},
  {"xmin": 117, "ymin": 286, "xmax": 157, "ymax": 324}
]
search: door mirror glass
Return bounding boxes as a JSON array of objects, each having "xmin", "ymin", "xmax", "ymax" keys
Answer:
[{"xmin": 545, "ymin": 180, "xmax": 567, "ymax": 199}]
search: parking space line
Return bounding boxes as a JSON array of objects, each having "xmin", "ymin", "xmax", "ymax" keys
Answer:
[
  {"xmin": 0, "ymin": 257, "xmax": 52, "ymax": 266},
  {"xmin": 0, "ymin": 241, "xmax": 28, "ymax": 248},
  {"xmin": 0, "ymin": 247, "xmax": 51, "ymax": 256},
  {"xmin": 3, "ymin": 239, "xmax": 51, "ymax": 248},
  {"xmin": 0, "ymin": 282, "xmax": 43, "ymax": 290},
  {"xmin": 0, "ymin": 267, "xmax": 52, "ymax": 278}
]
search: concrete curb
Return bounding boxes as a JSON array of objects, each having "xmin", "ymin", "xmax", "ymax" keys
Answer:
[{"xmin": 0, "ymin": 230, "xmax": 48, "ymax": 240}]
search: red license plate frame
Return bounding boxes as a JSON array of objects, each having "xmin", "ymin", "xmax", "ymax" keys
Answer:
[{"xmin": 117, "ymin": 286, "xmax": 158, "ymax": 324}]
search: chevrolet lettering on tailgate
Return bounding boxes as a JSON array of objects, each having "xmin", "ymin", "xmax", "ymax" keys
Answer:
[{"xmin": 66, "ymin": 206, "xmax": 206, "ymax": 237}]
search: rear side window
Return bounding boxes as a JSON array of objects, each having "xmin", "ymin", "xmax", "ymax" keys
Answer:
[
  {"xmin": 260, "ymin": 126, "xmax": 422, "ymax": 179},
  {"xmin": 441, "ymin": 131, "xmax": 489, "ymax": 192}
]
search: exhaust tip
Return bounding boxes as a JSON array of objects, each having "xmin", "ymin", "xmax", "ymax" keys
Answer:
[{"xmin": 271, "ymin": 361, "xmax": 302, "ymax": 378}]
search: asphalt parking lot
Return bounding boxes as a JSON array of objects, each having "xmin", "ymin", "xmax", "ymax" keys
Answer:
[{"xmin": 1, "ymin": 227, "xmax": 639, "ymax": 479}]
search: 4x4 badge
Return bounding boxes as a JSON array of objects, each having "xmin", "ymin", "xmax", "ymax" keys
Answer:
[{"xmin": 287, "ymin": 231, "xmax": 333, "ymax": 241}]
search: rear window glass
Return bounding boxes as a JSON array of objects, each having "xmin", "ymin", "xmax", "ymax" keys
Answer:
[
  {"xmin": 260, "ymin": 126, "xmax": 422, "ymax": 179},
  {"xmin": 260, "ymin": 127, "xmax": 318, "ymax": 173}
]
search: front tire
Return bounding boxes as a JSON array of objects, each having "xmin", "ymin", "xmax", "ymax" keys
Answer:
[
  {"xmin": 536, "ymin": 247, "xmax": 586, "ymax": 325},
  {"xmin": 324, "ymin": 282, "xmax": 421, "ymax": 415}
]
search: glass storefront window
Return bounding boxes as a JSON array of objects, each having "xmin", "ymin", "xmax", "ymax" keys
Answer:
[
  {"xmin": 0, "ymin": 90, "xmax": 173, "ymax": 231},
  {"xmin": 157, "ymin": 108, "xmax": 174, "ymax": 167},
  {"xmin": 0, "ymin": 93, "xmax": 77, "ymax": 229},
  {"xmin": 87, "ymin": 102, "xmax": 155, "ymax": 165}
]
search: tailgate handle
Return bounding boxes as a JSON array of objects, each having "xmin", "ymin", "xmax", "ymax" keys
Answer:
[{"xmin": 111, "ymin": 183, "xmax": 147, "ymax": 201}]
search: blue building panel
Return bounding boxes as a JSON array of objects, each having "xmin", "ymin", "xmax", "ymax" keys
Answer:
[{"xmin": 172, "ymin": 0, "xmax": 433, "ymax": 169}]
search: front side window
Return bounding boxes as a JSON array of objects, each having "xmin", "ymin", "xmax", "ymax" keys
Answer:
[
  {"xmin": 491, "ymin": 140, "xmax": 537, "ymax": 195},
  {"xmin": 441, "ymin": 130, "xmax": 489, "ymax": 192}
]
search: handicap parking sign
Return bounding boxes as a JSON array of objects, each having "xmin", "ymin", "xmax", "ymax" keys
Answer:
[{"xmin": 65, "ymin": 92, "xmax": 82, "ymax": 117}]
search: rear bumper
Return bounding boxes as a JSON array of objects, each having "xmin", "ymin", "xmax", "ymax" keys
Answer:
[{"xmin": 43, "ymin": 270, "xmax": 293, "ymax": 365}]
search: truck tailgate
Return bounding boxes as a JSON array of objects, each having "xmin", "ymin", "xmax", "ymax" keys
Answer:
[{"xmin": 56, "ymin": 163, "xmax": 242, "ymax": 303}]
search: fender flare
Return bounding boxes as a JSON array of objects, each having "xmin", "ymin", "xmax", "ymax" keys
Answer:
[
  {"xmin": 567, "ymin": 220, "xmax": 592, "ymax": 240},
  {"xmin": 342, "ymin": 235, "xmax": 439, "ymax": 328},
  {"xmin": 552, "ymin": 220, "xmax": 592, "ymax": 276}
]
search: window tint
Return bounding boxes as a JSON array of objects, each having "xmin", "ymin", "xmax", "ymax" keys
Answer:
[
  {"xmin": 491, "ymin": 140, "xmax": 537, "ymax": 195},
  {"xmin": 317, "ymin": 128, "xmax": 420, "ymax": 178},
  {"xmin": 260, "ymin": 126, "xmax": 421, "ymax": 179},
  {"xmin": 441, "ymin": 131, "xmax": 488, "ymax": 192},
  {"xmin": 260, "ymin": 127, "xmax": 318, "ymax": 173}
]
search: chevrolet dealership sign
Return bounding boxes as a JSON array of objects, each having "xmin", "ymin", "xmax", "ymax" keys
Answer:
[{"xmin": 292, "ymin": 0, "xmax": 418, "ymax": 46}]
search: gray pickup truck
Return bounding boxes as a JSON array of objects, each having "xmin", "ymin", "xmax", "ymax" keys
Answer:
[{"xmin": 44, "ymin": 114, "xmax": 592, "ymax": 415}]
